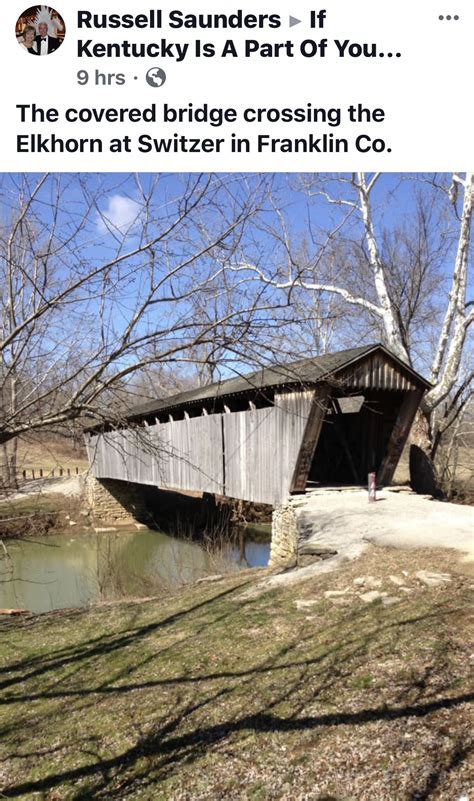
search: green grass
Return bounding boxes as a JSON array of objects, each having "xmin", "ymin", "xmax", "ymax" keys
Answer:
[
  {"xmin": 351, "ymin": 673, "xmax": 374, "ymax": 690},
  {"xmin": 0, "ymin": 547, "xmax": 472, "ymax": 800}
]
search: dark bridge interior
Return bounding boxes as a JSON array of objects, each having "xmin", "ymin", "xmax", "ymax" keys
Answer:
[{"xmin": 308, "ymin": 390, "xmax": 404, "ymax": 485}]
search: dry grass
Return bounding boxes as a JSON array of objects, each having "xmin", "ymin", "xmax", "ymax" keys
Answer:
[
  {"xmin": 0, "ymin": 493, "xmax": 85, "ymax": 539},
  {"xmin": 393, "ymin": 444, "xmax": 474, "ymax": 504},
  {"xmin": 0, "ymin": 545, "xmax": 472, "ymax": 800},
  {"xmin": 11, "ymin": 437, "xmax": 88, "ymax": 475}
]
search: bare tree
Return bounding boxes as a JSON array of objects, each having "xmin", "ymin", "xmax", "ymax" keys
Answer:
[
  {"xmin": 3, "ymin": 173, "xmax": 472, "ymax": 493},
  {"xmin": 0, "ymin": 173, "xmax": 275, "ymax": 481},
  {"xmin": 225, "ymin": 173, "xmax": 474, "ymax": 490}
]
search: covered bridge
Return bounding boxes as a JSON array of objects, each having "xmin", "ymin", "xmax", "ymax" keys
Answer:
[{"xmin": 85, "ymin": 344, "xmax": 431, "ymax": 507}]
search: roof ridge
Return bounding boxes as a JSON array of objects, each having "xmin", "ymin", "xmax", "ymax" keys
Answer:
[
  {"xmin": 85, "ymin": 343, "xmax": 430, "ymax": 431},
  {"xmin": 124, "ymin": 343, "xmax": 385, "ymax": 419}
]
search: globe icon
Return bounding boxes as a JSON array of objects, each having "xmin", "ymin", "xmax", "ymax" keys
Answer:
[{"xmin": 146, "ymin": 68, "xmax": 166, "ymax": 87}]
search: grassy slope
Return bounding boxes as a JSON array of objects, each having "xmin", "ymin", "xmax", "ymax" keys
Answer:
[
  {"xmin": 11, "ymin": 438, "xmax": 88, "ymax": 475},
  {"xmin": 0, "ymin": 546, "xmax": 472, "ymax": 801}
]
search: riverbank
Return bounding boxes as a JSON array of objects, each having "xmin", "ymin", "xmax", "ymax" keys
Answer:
[
  {"xmin": 1, "ymin": 543, "xmax": 472, "ymax": 800},
  {"xmin": 0, "ymin": 489, "xmax": 271, "ymax": 614},
  {"xmin": 0, "ymin": 524, "xmax": 270, "ymax": 614},
  {"xmin": 0, "ymin": 491, "xmax": 87, "ymax": 539}
]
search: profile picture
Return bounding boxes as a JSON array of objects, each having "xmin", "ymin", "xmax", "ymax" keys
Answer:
[{"xmin": 15, "ymin": 5, "xmax": 65, "ymax": 55}]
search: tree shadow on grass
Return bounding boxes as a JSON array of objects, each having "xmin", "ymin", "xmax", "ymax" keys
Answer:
[
  {"xmin": 2, "ymin": 692, "xmax": 473, "ymax": 799},
  {"xmin": 407, "ymin": 739, "xmax": 473, "ymax": 801},
  {"xmin": 0, "ymin": 580, "xmax": 252, "ymax": 691},
  {"xmin": 0, "ymin": 603, "xmax": 462, "ymax": 709},
  {"xmin": 1, "ymin": 594, "xmax": 471, "ymax": 799}
]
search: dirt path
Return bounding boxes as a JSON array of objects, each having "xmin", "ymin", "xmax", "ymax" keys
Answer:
[
  {"xmin": 250, "ymin": 489, "xmax": 474, "ymax": 594},
  {"xmin": 298, "ymin": 487, "xmax": 473, "ymax": 556},
  {"xmin": 1, "ymin": 475, "xmax": 84, "ymax": 502}
]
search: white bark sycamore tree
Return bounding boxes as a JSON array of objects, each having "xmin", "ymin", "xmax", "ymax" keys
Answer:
[
  {"xmin": 228, "ymin": 173, "xmax": 474, "ymax": 491},
  {"xmin": 0, "ymin": 173, "xmax": 274, "ymax": 485},
  {"xmin": 1, "ymin": 172, "xmax": 472, "ymax": 492}
]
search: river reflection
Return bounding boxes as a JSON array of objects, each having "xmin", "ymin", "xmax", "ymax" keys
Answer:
[{"xmin": 0, "ymin": 527, "xmax": 270, "ymax": 614}]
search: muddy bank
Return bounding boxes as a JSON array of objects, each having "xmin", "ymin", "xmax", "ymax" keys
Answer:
[{"xmin": 0, "ymin": 492, "xmax": 89, "ymax": 540}]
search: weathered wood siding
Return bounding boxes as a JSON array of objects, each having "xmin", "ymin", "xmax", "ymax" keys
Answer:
[
  {"xmin": 290, "ymin": 386, "xmax": 330, "ymax": 492},
  {"xmin": 339, "ymin": 353, "xmax": 419, "ymax": 391},
  {"xmin": 87, "ymin": 390, "xmax": 313, "ymax": 505},
  {"xmin": 223, "ymin": 407, "xmax": 275, "ymax": 505},
  {"xmin": 274, "ymin": 390, "xmax": 316, "ymax": 503},
  {"xmin": 377, "ymin": 390, "xmax": 423, "ymax": 485},
  {"xmin": 87, "ymin": 415, "xmax": 224, "ymax": 495},
  {"xmin": 153, "ymin": 416, "xmax": 224, "ymax": 494}
]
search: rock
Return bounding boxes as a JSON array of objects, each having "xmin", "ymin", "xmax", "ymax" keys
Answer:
[
  {"xmin": 324, "ymin": 589, "xmax": 352, "ymax": 598},
  {"xmin": 298, "ymin": 555, "xmax": 318, "ymax": 568},
  {"xmin": 353, "ymin": 575, "xmax": 382, "ymax": 589},
  {"xmin": 299, "ymin": 543, "xmax": 337, "ymax": 557},
  {"xmin": 134, "ymin": 523, "xmax": 148, "ymax": 530},
  {"xmin": 295, "ymin": 599, "xmax": 319, "ymax": 610},
  {"xmin": 389, "ymin": 575, "xmax": 406, "ymax": 587},
  {"xmin": 299, "ymin": 523, "xmax": 314, "ymax": 535},
  {"xmin": 94, "ymin": 526, "xmax": 118, "ymax": 533},
  {"xmin": 366, "ymin": 576, "xmax": 382, "ymax": 589},
  {"xmin": 415, "ymin": 570, "xmax": 452, "ymax": 587},
  {"xmin": 400, "ymin": 587, "xmax": 414, "ymax": 593},
  {"xmin": 196, "ymin": 574, "xmax": 224, "ymax": 584},
  {"xmin": 68, "ymin": 520, "xmax": 77, "ymax": 526},
  {"xmin": 382, "ymin": 596, "xmax": 401, "ymax": 607},
  {"xmin": 360, "ymin": 590, "xmax": 388, "ymax": 603},
  {"xmin": 298, "ymin": 552, "xmax": 337, "ymax": 568}
]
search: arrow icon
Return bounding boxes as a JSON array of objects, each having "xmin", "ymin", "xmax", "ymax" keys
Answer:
[{"xmin": 289, "ymin": 15, "xmax": 302, "ymax": 27}]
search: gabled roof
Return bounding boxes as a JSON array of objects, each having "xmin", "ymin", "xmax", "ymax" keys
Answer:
[{"xmin": 122, "ymin": 343, "xmax": 431, "ymax": 423}]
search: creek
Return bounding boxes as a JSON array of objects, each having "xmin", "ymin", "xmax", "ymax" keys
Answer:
[{"xmin": 0, "ymin": 526, "xmax": 270, "ymax": 614}]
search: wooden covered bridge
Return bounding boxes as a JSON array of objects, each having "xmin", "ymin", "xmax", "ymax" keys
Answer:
[{"xmin": 86, "ymin": 344, "xmax": 431, "ymax": 509}]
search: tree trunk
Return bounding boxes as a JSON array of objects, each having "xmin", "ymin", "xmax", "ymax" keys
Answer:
[
  {"xmin": 408, "ymin": 410, "xmax": 442, "ymax": 497},
  {"xmin": 0, "ymin": 440, "xmax": 19, "ymax": 490},
  {"xmin": 0, "ymin": 442, "xmax": 10, "ymax": 489}
]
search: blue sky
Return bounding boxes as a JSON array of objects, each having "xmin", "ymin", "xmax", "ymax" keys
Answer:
[{"xmin": 0, "ymin": 172, "xmax": 461, "ymax": 387}]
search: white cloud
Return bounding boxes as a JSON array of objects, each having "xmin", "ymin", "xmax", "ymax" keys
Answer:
[{"xmin": 96, "ymin": 195, "xmax": 142, "ymax": 235}]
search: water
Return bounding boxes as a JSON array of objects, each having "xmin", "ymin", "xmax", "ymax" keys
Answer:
[{"xmin": 0, "ymin": 527, "xmax": 270, "ymax": 614}]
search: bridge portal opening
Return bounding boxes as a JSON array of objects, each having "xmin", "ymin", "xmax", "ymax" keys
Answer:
[{"xmin": 307, "ymin": 390, "xmax": 404, "ymax": 486}]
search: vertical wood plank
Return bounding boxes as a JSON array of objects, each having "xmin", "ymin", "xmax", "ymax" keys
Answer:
[
  {"xmin": 378, "ymin": 390, "xmax": 423, "ymax": 485},
  {"xmin": 289, "ymin": 386, "xmax": 329, "ymax": 492}
]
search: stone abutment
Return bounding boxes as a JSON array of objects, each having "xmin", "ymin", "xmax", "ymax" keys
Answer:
[
  {"xmin": 84, "ymin": 474, "xmax": 148, "ymax": 524},
  {"xmin": 270, "ymin": 503, "xmax": 299, "ymax": 567}
]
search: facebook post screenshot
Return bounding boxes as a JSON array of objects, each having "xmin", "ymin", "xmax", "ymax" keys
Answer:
[{"xmin": 1, "ymin": 2, "xmax": 473, "ymax": 799}]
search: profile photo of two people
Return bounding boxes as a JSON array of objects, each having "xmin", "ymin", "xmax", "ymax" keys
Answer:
[{"xmin": 16, "ymin": 5, "xmax": 65, "ymax": 55}]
